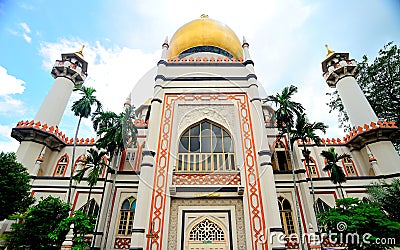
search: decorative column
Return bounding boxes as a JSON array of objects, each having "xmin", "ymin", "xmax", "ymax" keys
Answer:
[
  {"xmin": 130, "ymin": 39, "xmax": 168, "ymax": 250},
  {"xmin": 14, "ymin": 47, "xmax": 88, "ymax": 172},
  {"xmin": 243, "ymin": 38, "xmax": 285, "ymax": 249},
  {"xmin": 321, "ymin": 45, "xmax": 399, "ymax": 174}
]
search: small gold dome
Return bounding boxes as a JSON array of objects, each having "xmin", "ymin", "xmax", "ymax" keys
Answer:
[{"xmin": 168, "ymin": 16, "xmax": 243, "ymax": 59}]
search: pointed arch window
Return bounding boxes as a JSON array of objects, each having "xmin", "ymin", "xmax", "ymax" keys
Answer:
[
  {"xmin": 189, "ymin": 218, "xmax": 225, "ymax": 241},
  {"xmin": 316, "ymin": 198, "xmax": 331, "ymax": 214},
  {"xmin": 79, "ymin": 199, "xmax": 99, "ymax": 218},
  {"xmin": 271, "ymin": 140, "xmax": 292, "ymax": 171},
  {"xmin": 177, "ymin": 120, "xmax": 235, "ymax": 172},
  {"xmin": 53, "ymin": 154, "xmax": 69, "ymax": 176},
  {"xmin": 303, "ymin": 157, "xmax": 319, "ymax": 178},
  {"xmin": 342, "ymin": 158, "xmax": 358, "ymax": 176},
  {"xmin": 278, "ymin": 197, "xmax": 296, "ymax": 235},
  {"xmin": 117, "ymin": 197, "xmax": 136, "ymax": 235}
]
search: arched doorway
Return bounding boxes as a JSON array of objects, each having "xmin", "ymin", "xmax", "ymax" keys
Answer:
[{"xmin": 186, "ymin": 218, "xmax": 228, "ymax": 250}]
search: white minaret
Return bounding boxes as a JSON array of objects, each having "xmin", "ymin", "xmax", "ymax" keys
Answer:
[
  {"xmin": 13, "ymin": 47, "xmax": 88, "ymax": 172},
  {"xmin": 321, "ymin": 45, "xmax": 399, "ymax": 174},
  {"xmin": 322, "ymin": 45, "xmax": 377, "ymax": 127}
]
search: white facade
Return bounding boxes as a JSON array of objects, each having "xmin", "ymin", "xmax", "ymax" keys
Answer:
[{"xmin": 7, "ymin": 16, "xmax": 400, "ymax": 250}]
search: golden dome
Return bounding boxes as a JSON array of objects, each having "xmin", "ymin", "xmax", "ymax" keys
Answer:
[{"xmin": 168, "ymin": 15, "xmax": 243, "ymax": 59}]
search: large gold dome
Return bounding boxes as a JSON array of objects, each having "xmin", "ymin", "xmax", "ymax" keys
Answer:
[{"xmin": 168, "ymin": 15, "xmax": 243, "ymax": 59}]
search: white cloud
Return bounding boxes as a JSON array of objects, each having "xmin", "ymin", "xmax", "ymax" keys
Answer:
[
  {"xmin": 20, "ymin": 22, "xmax": 31, "ymax": 33},
  {"xmin": 8, "ymin": 22, "xmax": 33, "ymax": 43},
  {"xmin": 22, "ymin": 33, "xmax": 32, "ymax": 43},
  {"xmin": 0, "ymin": 66, "xmax": 26, "ymax": 115},
  {"xmin": 39, "ymin": 39, "xmax": 160, "ymax": 113},
  {"xmin": 0, "ymin": 124, "xmax": 19, "ymax": 153},
  {"xmin": 0, "ymin": 66, "xmax": 25, "ymax": 96}
]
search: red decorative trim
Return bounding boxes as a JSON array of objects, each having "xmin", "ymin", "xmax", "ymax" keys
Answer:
[
  {"xmin": 166, "ymin": 57, "xmax": 244, "ymax": 63},
  {"xmin": 296, "ymin": 186, "xmax": 309, "ymax": 249},
  {"xmin": 314, "ymin": 191, "xmax": 338, "ymax": 200},
  {"xmin": 341, "ymin": 158, "xmax": 359, "ymax": 177},
  {"xmin": 14, "ymin": 119, "xmax": 149, "ymax": 145},
  {"xmin": 303, "ymin": 156, "xmax": 320, "ymax": 178},
  {"xmin": 296, "ymin": 120, "xmax": 398, "ymax": 146},
  {"xmin": 114, "ymin": 237, "xmax": 131, "ymax": 249},
  {"xmin": 52, "ymin": 153, "xmax": 70, "ymax": 177},
  {"xmin": 172, "ymin": 173, "xmax": 241, "ymax": 185},
  {"xmin": 147, "ymin": 93, "xmax": 267, "ymax": 250}
]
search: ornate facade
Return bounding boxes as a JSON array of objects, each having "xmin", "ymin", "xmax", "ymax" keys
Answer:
[{"xmin": 5, "ymin": 15, "xmax": 400, "ymax": 250}]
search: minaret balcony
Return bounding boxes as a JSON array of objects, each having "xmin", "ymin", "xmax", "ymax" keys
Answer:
[
  {"xmin": 323, "ymin": 59, "xmax": 358, "ymax": 87},
  {"xmin": 51, "ymin": 60, "xmax": 87, "ymax": 85}
]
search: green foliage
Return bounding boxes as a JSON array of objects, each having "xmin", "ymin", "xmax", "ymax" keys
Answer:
[
  {"xmin": 0, "ymin": 152, "xmax": 34, "ymax": 220},
  {"xmin": 321, "ymin": 147, "xmax": 349, "ymax": 185},
  {"xmin": 289, "ymin": 112, "xmax": 328, "ymax": 147},
  {"xmin": 49, "ymin": 210, "xmax": 95, "ymax": 250},
  {"xmin": 73, "ymin": 148, "xmax": 107, "ymax": 187},
  {"xmin": 318, "ymin": 198, "xmax": 400, "ymax": 249},
  {"xmin": 5, "ymin": 196, "xmax": 70, "ymax": 250},
  {"xmin": 71, "ymin": 86, "xmax": 102, "ymax": 119},
  {"xmin": 367, "ymin": 178, "xmax": 400, "ymax": 223},
  {"xmin": 264, "ymin": 85, "xmax": 304, "ymax": 130},
  {"xmin": 326, "ymin": 42, "xmax": 400, "ymax": 150},
  {"xmin": 92, "ymin": 105, "xmax": 138, "ymax": 158}
]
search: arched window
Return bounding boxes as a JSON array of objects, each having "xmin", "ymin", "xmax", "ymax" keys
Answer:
[
  {"xmin": 271, "ymin": 140, "xmax": 291, "ymax": 171},
  {"xmin": 177, "ymin": 120, "xmax": 235, "ymax": 172},
  {"xmin": 53, "ymin": 154, "xmax": 69, "ymax": 176},
  {"xmin": 73, "ymin": 155, "xmax": 86, "ymax": 173},
  {"xmin": 278, "ymin": 197, "xmax": 296, "ymax": 235},
  {"xmin": 303, "ymin": 157, "xmax": 319, "ymax": 178},
  {"xmin": 316, "ymin": 198, "xmax": 331, "ymax": 214},
  {"xmin": 189, "ymin": 218, "xmax": 225, "ymax": 241},
  {"xmin": 117, "ymin": 197, "xmax": 136, "ymax": 235},
  {"xmin": 342, "ymin": 158, "xmax": 358, "ymax": 176},
  {"xmin": 79, "ymin": 199, "xmax": 99, "ymax": 218}
]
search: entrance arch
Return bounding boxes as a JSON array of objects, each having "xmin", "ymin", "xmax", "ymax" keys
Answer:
[{"xmin": 186, "ymin": 217, "xmax": 228, "ymax": 250}]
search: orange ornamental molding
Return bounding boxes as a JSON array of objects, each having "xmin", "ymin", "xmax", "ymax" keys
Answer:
[
  {"xmin": 147, "ymin": 92, "xmax": 267, "ymax": 250},
  {"xmin": 14, "ymin": 119, "xmax": 148, "ymax": 146},
  {"xmin": 172, "ymin": 173, "xmax": 241, "ymax": 185},
  {"xmin": 296, "ymin": 121, "xmax": 398, "ymax": 146},
  {"xmin": 166, "ymin": 56, "xmax": 244, "ymax": 63}
]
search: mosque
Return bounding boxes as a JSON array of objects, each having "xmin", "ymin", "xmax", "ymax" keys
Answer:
[{"xmin": 7, "ymin": 15, "xmax": 400, "ymax": 250}]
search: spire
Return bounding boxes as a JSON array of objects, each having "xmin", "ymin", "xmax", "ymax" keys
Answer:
[
  {"xmin": 325, "ymin": 44, "xmax": 334, "ymax": 57},
  {"xmin": 242, "ymin": 36, "xmax": 249, "ymax": 47},
  {"xmin": 75, "ymin": 45, "xmax": 85, "ymax": 57},
  {"xmin": 242, "ymin": 36, "xmax": 251, "ymax": 61},
  {"xmin": 161, "ymin": 36, "xmax": 169, "ymax": 60}
]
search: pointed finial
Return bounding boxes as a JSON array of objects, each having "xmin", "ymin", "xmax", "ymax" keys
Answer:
[
  {"xmin": 325, "ymin": 44, "xmax": 334, "ymax": 57},
  {"xmin": 200, "ymin": 14, "xmax": 209, "ymax": 18},
  {"xmin": 76, "ymin": 45, "xmax": 85, "ymax": 57}
]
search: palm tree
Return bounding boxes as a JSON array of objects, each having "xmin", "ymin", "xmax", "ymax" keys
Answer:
[
  {"xmin": 320, "ymin": 147, "xmax": 350, "ymax": 198},
  {"xmin": 90, "ymin": 105, "xmax": 137, "ymax": 249},
  {"xmin": 67, "ymin": 86, "xmax": 102, "ymax": 205},
  {"xmin": 72, "ymin": 148, "xmax": 107, "ymax": 241},
  {"xmin": 73, "ymin": 148, "xmax": 107, "ymax": 215},
  {"xmin": 289, "ymin": 112, "xmax": 327, "ymax": 249},
  {"xmin": 264, "ymin": 85, "xmax": 305, "ymax": 250}
]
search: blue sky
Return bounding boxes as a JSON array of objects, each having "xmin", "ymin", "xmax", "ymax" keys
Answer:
[{"xmin": 0, "ymin": 0, "xmax": 399, "ymax": 152}]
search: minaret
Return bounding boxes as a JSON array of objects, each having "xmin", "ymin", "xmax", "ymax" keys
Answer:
[
  {"xmin": 12, "ymin": 47, "xmax": 88, "ymax": 172},
  {"xmin": 321, "ymin": 45, "xmax": 399, "ymax": 174},
  {"xmin": 321, "ymin": 45, "xmax": 377, "ymax": 126}
]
